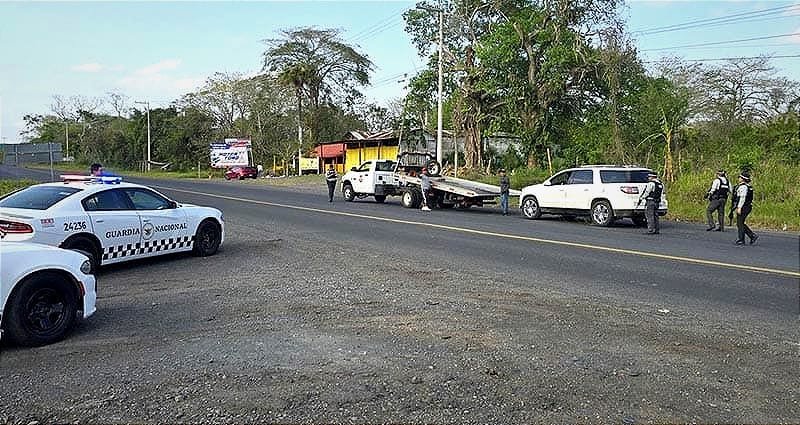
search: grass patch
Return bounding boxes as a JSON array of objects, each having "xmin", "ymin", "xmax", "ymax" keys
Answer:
[{"xmin": 0, "ymin": 179, "xmax": 37, "ymax": 196}]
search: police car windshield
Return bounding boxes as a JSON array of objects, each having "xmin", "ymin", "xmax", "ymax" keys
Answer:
[{"xmin": 0, "ymin": 186, "xmax": 82, "ymax": 210}]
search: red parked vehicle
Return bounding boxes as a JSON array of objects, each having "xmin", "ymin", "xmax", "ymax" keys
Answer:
[{"xmin": 224, "ymin": 166, "xmax": 258, "ymax": 180}]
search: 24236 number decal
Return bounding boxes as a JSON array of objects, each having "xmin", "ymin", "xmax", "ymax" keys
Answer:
[{"xmin": 64, "ymin": 221, "xmax": 88, "ymax": 232}]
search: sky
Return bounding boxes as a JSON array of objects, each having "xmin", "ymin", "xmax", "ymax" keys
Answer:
[{"xmin": 0, "ymin": 0, "xmax": 798, "ymax": 143}]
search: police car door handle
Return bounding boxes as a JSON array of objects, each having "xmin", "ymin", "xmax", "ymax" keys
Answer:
[
  {"xmin": 95, "ymin": 219, "xmax": 105, "ymax": 223},
  {"xmin": 142, "ymin": 219, "xmax": 151, "ymax": 223}
]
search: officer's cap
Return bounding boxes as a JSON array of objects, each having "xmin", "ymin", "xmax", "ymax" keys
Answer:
[
  {"xmin": 717, "ymin": 169, "xmax": 726, "ymax": 175},
  {"xmin": 499, "ymin": 168, "xmax": 506, "ymax": 173},
  {"xmin": 739, "ymin": 171, "xmax": 751, "ymax": 181}
]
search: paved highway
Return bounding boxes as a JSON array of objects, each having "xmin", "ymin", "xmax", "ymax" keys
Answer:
[{"xmin": 4, "ymin": 164, "xmax": 798, "ymax": 320}]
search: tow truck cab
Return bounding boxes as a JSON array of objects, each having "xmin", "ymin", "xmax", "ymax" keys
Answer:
[{"xmin": 341, "ymin": 160, "xmax": 398, "ymax": 202}]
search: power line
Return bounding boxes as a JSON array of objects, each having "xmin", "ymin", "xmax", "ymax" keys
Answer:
[
  {"xmin": 631, "ymin": 4, "xmax": 798, "ymax": 35},
  {"xmin": 641, "ymin": 33, "xmax": 800, "ymax": 52},
  {"xmin": 641, "ymin": 54, "xmax": 800, "ymax": 63}
]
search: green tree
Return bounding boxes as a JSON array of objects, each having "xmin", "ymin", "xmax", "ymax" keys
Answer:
[{"xmin": 262, "ymin": 27, "xmax": 374, "ymax": 148}]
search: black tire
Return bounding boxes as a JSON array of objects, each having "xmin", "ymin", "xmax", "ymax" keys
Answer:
[
  {"xmin": 521, "ymin": 196, "xmax": 542, "ymax": 219},
  {"xmin": 631, "ymin": 215, "xmax": 647, "ymax": 227},
  {"xmin": 411, "ymin": 189, "xmax": 423, "ymax": 208},
  {"xmin": 436, "ymin": 198, "xmax": 454, "ymax": 209},
  {"xmin": 193, "ymin": 220, "xmax": 221, "ymax": 257},
  {"xmin": 4, "ymin": 272, "xmax": 78, "ymax": 346},
  {"xmin": 62, "ymin": 236, "xmax": 100, "ymax": 273},
  {"xmin": 591, "ymin": 200, "xmax": 614, "ymax": 226},
  {"xmin": 426, "ymin": 160, "xmax": 442, "ymax": 176},
  {"xmin": 374, "ymin": 195, "xmax": 387, "ymax": 203},
  {"xmin": 342, "ymin": 184, "xmax": 356, "ymax": 202},
  {"xmin": 238, "ymin": 175, "xmax": 245, "ymax": 180},
  {"xmin": 400, "ymin": 191, "xmax": 415, "ymax": 208}
]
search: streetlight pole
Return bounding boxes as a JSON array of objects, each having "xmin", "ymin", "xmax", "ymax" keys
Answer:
[{"xmin": 135, "ymin": 101, "xmax": 151, "ymax": 172}]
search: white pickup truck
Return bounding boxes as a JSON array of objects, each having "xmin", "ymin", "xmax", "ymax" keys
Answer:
[{"xmin": 340, "ymin": 159, "xmax": 521, "ymax": 209}]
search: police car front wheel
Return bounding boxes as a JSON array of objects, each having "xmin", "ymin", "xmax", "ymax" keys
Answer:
[
  {"xmin": 3, "ymin": 272, "xmax": 78, "ymax": 347},
  {"xmin": 193, "ymin": 220, "xmax": 221, "ymax": 257}
]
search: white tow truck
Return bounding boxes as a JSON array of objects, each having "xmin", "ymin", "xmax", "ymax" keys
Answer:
[{"xmin": 340, "ymin": 154, "xmax": 520, "ymax": 209}]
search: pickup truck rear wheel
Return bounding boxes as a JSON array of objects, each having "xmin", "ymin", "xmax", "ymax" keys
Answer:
[
  {"xmin": 374, "ymin": 195, "xmax": 386, "ymax": 203},
  {"xmin": 342, "ymin": 184, "xmax": 356, "ymax": 202}
]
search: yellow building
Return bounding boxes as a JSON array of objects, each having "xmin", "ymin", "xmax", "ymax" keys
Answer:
[{"xmin": 316, "ymin": 130, "xmax": 400, "ymax": 173}]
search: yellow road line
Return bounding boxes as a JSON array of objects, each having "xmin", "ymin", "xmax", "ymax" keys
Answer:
[{"xmin": 155, "ymin": 185, "xmax": 800, "ymax": 279}]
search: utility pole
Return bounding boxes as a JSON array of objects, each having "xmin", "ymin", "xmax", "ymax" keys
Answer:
[
  {"xmin": 135, "ymin": 101, "xmax": 151, "ymax": 172},
  {"xmin": 436, "ymin": 8, "xmax": 443, "ymax": 167},
  {"xmin": 417, "ymin": 4, "xmax": 444, "ymax": 166}
]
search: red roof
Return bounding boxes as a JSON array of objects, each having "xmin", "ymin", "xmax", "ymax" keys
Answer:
[{"xmin": 316, "ymin": 143, "xmax": 345, "ymax": 158}]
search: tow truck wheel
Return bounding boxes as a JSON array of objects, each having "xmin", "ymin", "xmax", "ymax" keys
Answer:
[
  {"xmin": 342, "ymin": 184, "xmax": 356, "ymax": 201},
  {"xmin": 400, "ymin": 191, "xmax": 415, "ymax": 208},
  {"xmin": 3, "ymin": 272, "xmax": 78, "ymax": 347}
]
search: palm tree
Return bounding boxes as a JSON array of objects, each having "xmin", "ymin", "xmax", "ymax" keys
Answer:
[{"xmin": 263, "ymin": 27, "xmax": 374, "ymax": 148}]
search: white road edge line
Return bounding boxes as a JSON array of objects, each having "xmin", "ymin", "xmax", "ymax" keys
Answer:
[{"xmin": 154, "ymin": 185, "xmax": 800, "ymax": 279}]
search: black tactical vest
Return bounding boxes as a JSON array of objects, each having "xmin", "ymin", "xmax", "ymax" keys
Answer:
[
  {"xmin": 649, "ymin": 180, "xmax": 663, "ymax": 200},
  {"xmin": 714, "ymin": 177, "xmax": 730, "ymax": 199},
  {"xmin": 742, "ymin": 184, "xmax": 753, "ymax": 207}
]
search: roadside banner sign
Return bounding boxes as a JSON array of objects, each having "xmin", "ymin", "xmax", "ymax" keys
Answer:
[{"xmin": 210, "ymin": 138, "xmax": 251, "ymax": 168}]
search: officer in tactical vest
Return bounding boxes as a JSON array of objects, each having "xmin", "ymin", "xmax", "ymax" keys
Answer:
[
  {"xmin": 638, "ymin": 172, "xmax": 663, "ymax": 234},
  {"xmin": 732, "ymin": 171, "xmax": 758, "ymax": 245},
  {"xmin": 325, "ymin": 164, "xmax": 338, "ymax": 202},
  {"xmin": 705, "ymin": 169, "xmax": 730, "ymax": 231}
]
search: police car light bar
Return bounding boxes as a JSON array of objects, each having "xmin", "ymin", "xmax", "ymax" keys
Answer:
[{"xmin": 60, "ymin": 175, "xmax": 123, "ymax": 184}]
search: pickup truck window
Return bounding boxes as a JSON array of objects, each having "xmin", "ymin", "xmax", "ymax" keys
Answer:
[
  {"xmin": 357, "ymin": 163, "xmax": 371, "ymax": 172},
  {"xmin": 376, "ymin": 161, "xmax": 396, "ymax": 171}
]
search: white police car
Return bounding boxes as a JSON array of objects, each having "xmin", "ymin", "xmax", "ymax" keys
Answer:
[
  {"xmin": 1, "ymin": 237, "xmax": 97, "ymax": 346},
  {"xmin": 0, "ymin": 175, "xmax": 224, "ymax": 270}
]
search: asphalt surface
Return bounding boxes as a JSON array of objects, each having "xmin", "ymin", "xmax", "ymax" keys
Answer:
[{"xmin": 1, "ymin": 164, "xmax": 798, "ymax": 423}]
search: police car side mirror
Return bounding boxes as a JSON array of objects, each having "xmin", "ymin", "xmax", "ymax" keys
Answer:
[
  {"xmin": 169, "ymin": 201, "xmax": 178, "ymax": 209},
  {"xmin": 350, "ymin": 167, "xmax": 357, "ymax": 171}
]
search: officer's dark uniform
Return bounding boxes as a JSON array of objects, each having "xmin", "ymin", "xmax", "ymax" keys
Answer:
[
  {"xmin": 705, "ymin": 170, "xmax": 730, "ymax": 231},
  {"xmin": 325, "ymin": 167, "xmax": 338, "ymax": 202},
  {"xmin": 733, "ymin": 172, "xmax": 757, "ymax": 245},
  {"xmin": 638, "ymin": 173, "xmax": 663, "ymax": 234}
]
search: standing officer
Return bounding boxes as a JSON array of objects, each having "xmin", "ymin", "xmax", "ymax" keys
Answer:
[
  {"xmin": 324, "ymin": 164, "xmax": 338, "ymax": 202},
  {"xmin": 733, "ymin": 171, "xmax": 758, "ymax": 245},
  {"xmin": 705, "ymin": 169, "xmax": 730, "ymax": 231},
  {"xmin": 499, "ymin": 168, "xmax": 510, "ymax": 216},
  {"xmin": 420, "ymin": 167, "xmax": 432, "ymax": 211},
  {"xmin": 638, "ymin": 172, "xmax": 663, "ymax": 234}
]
